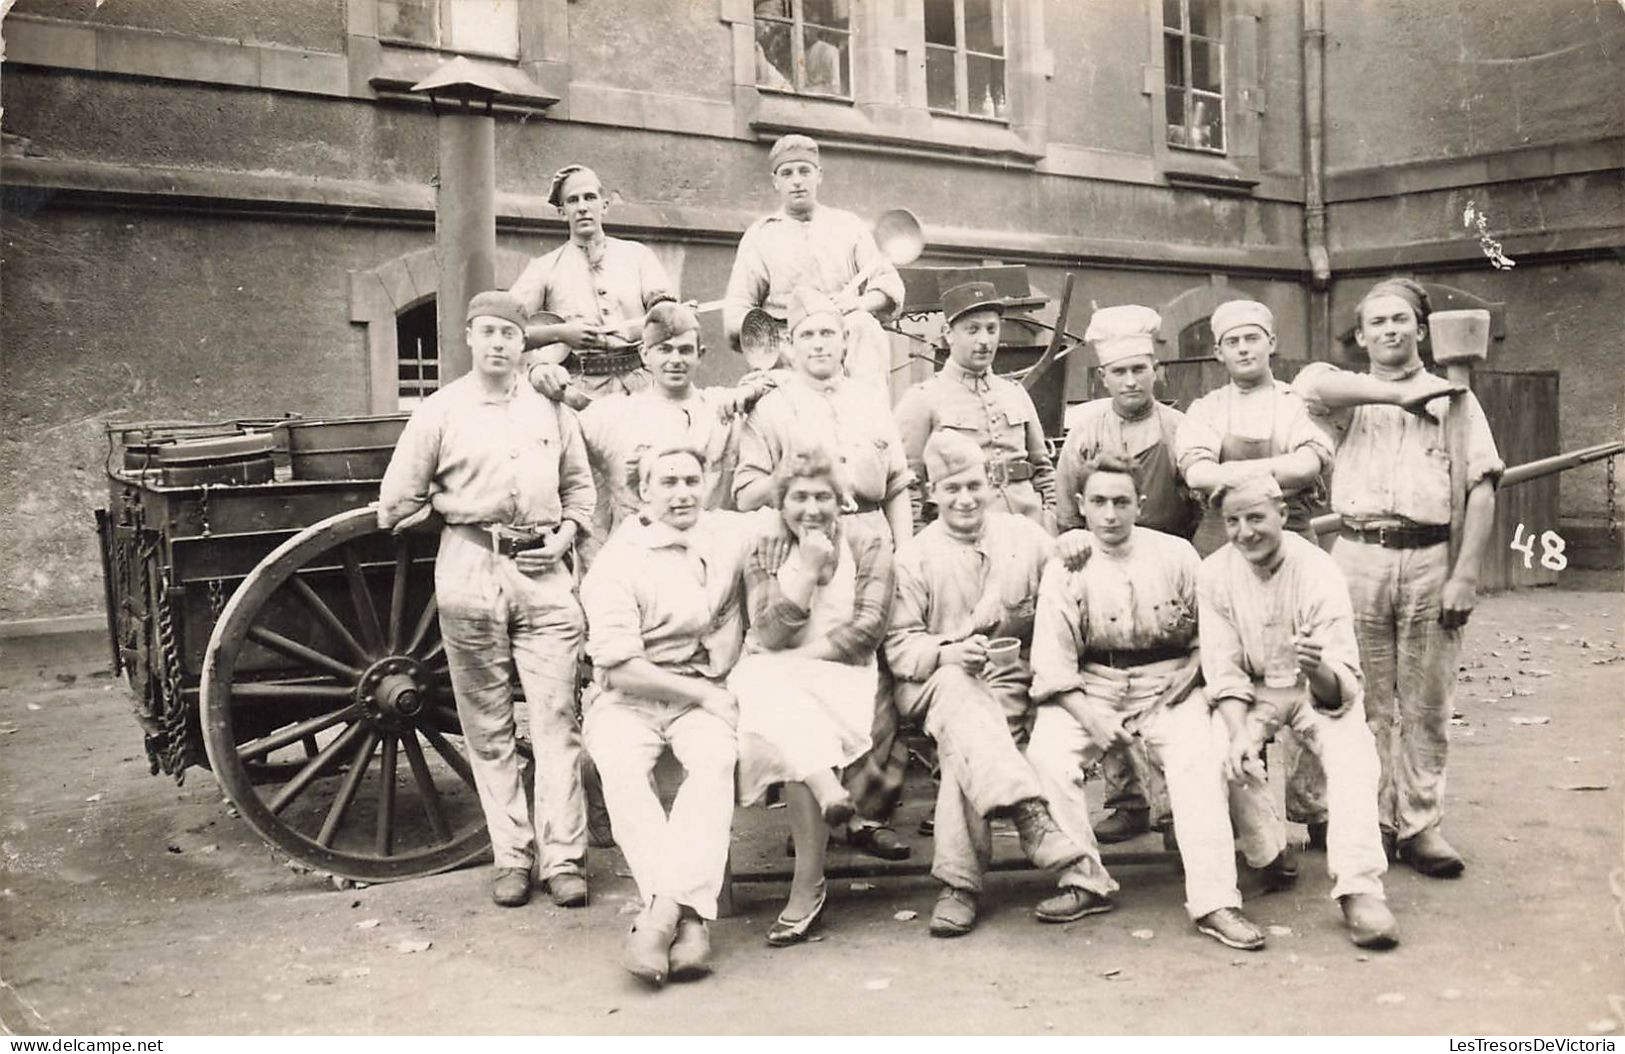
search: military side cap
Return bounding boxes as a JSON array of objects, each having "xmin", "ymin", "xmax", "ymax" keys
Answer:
[
  {"xmin": 467, "ymin": 290, "xmax": 528, "ymax": 330},
  {"xmin": 547, "ymin": 164, "xmax": 596, "ymax": 208},
  {"xmin": 1084, "ymin": 304, "xmax": 1162, "ymax": 367},
  {"xmin": 643, "ymin": 301, "xmax": 700, "ymax": 347},
  {"xmin": 1211, "ymin": 299, "xmax": 1275, "ymax": 341},
  {"xmin": 923, "ymin": 429, "xmax": 987, "ymax": 483},
  {"xmin": 769, "ymin": 134, "xmax": 820, "ymax": 172},
  {"xmin": 1211, "ymin": 471, "xmax": 1283, "ymax": 511},
  {"xmin": 786, "ymin": 286, "xmax": 842, "ymax": 333},
  {"xmin": 941, "ymin": 281, "xmax": 1006, "ymax": 325}
]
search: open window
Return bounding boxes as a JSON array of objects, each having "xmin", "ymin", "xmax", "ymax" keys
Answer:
[
  {"xmin": 1162, "ymin": 0, "xmax": 1224, "ymax": 153},
  {"xmin": 754, "ymin": 0, "xmax": 854, "ymax": 99}
]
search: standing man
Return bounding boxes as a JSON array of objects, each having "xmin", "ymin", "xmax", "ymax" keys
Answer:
[
  {"xmin": 1198, "ymin": 473, "xmax": 1399, "ymax": 948},
  {"xmin": 886, "ymin": 431, "xmax": 1098, "ymax": 938},
  {"xmin": 1054, "ymin": 303, "xmax": 1202, "ymax": 845},
  {"xmin": 1292, "ymin": 277, "xmax": 1496, "ymax": 877},
  {"xmin": 1024, "ymin": 459, "xmax": 1279, "ymax": 951},
  {"xmin": 894, "ymin": 281, "xmax": 1056, "ymax": 530},
  {"xmin": 580, "ymin": 447, "xmax": 778, "ymax": 986},
  {"xmin": 724, "ymin": 134, "xmax": 905, "ymax": 397},
  {"xmin": 509, "ymin": 164, "xmax": 676, "ymax": 405},
  {"xmin": 377, "ymin": 290, "xmax": 596, "ymax": 910},
  {"xmin": 1175, "ymin": 298, "xmax": 1334, "ymax": 846}
]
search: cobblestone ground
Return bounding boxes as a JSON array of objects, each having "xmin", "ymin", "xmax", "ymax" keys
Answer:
[{"xmin": 2, "ymin": 582, "xmax": 1621, "ymax": 1036}]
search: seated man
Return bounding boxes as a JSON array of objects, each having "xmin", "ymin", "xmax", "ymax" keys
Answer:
[
  {"xmin": 1026, "ymin": 458, "xmax": 1275, "ymax": 950},
  {"xmin": 886, "ymin": 431, "xmax": 1097, "ymax": 938},
  {"xmin": 1198, "ymin": 473, "xmax": 1399, "ymax": 949},
  {"xmin": 579, "ymin": 446, "xmax": 777, "ymax": 986}
]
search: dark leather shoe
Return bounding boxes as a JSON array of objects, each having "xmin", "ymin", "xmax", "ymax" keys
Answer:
[
  {"xmin": 1397, "ymin": 828, "xmax": 1465, "ymax": 878},
  {"xmin": 492, "ymin": 867, "xmax": 531, "ymax": 908},
  {"xmin": 917, "ymin": 816, "xmax": 935, "ymax": 837},
  {"xmin": 1255, "ymin": 849, "xmax": 1300, "ymax": 894},
  {"xmin": 1033, "ymin": 886, "xmax": 1115, "ymax": 924},
  {"xmin": 1195, "ymin": 906, "xmax": 1266, "ymax": 950},
  {"xmin": 624, "ymin": 897, "xmax": 681, "ymax": 986},
  {"xmin": 846, "ymin": 824, "xmax": 911, "ymax": 861},
  {"xmin": 767, "ymin": 883, "xmax": 827, "ymax": 947},
  {"xmin": 1013, "ymin": 799, "xmax": 1088, "ymax": 871},
  {"xmin": 929, "ymin": 886, "xmax": 978, "ymax": 937},
  {"xmin": 1305, "ymin": 820, "xmax": 1329, "ymax": 851},
  {"xmin": 821, "ymin": 793, "xmax": 857, "ymax": 827},
  {"xmin": 546, "ymin": 872, "xmax": 589, "ymax": 908},
  {"xmin": 1092, "ymin": 808, "xmax": 1151, "ymax": 844},
  {"xmin": 1340, "ymin": 893, "xmax": 1400, "ymax": 949},
  {"xmin": 668, "ymin": 913, "xmax": 712, "ymax": 981}
]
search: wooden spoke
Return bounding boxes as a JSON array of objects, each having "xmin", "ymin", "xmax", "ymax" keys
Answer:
[
  {"xmin": 420, "ymin": 639, "xmax": 445, "ymax": 664},
  {"xmin": 341, "ymin": 547, "xmax": 385, "ymax": 655},
  {"xmin": 401, "ymin": 730, "xmax": 452, "ymax": 843},
  {"xmin": 267, "ymin": 721, "xmax": 367, "ymax": 815},
  {"xmin": 375, "ymin": 733, "xmax": 399, "ymax": 857},
  {"xmin": 419, "ymin": 725, "xmax": 478, "ymax": 792},
  {"xmin": 406, "ymin": 596, "xmax": 439, "ymax": 657},
  {"xmin": 387, "ymin": 536, "xmax": 411, "ymax": 654},
  {"xmin": 246, "ymin": 625, "xmax": 362, "ymax": 682},
  {"xmin": 316, "ymin": 729, "xmax": 379, "ymax": 848},
  {"xmin": 302, "ymin": 735, "xmax": 319, "ymax": 759},
  {"xmin": 236, "ymin": 704, "xmax": 363, "ymax": 763},
  {"xmin": 287, "ymin": 575, "xmax": 370, "ymax": 666},
  {"xmin": 230, "ymin": 682, "xmax": 353, "ymax": 704}
]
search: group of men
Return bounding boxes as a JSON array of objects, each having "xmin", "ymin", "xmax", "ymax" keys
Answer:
[{"xmin": 377, "ymin": 132, "xmax": 1501, "ymax": 987}]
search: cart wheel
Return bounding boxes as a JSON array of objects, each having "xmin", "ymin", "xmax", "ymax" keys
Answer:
[{"xmin": 201, "ymin": 507, "xmax": 490, "ymax": 882}]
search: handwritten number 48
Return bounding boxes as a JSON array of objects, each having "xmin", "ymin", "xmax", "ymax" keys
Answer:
[{"xmin": 1510, "ymin": 523, "xmax": 1567, "ymax": 571}]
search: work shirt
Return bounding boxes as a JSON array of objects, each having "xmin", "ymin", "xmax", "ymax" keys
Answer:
[
  {"xmin": 1028, "ymin": 527, "xmax": 1200, "ymax": 703},
  {"xmin": 377, "ymin": 372, "xmax": 595, "ymax": 533},
  {"xmin": 1056, "ymin": 399, "xmax": 1199, "ymax": 536},
  {"xmin": 723, "ymin": 204, "xmax": 905, "ymax": 332},
  {"xmin": 894, "ymin": 360, "xmax": 1056, "ymax": 521},
  {"xmin": 1175, "ymin": 379, "xmax": 1333, "ymax": 527},
  {"xmin": 578, "ymin": 386, "xmax": 737, "ymax": 531},
  {"xmin": 1295, "ymin": 362, "xmax": 1504, "ymax": 527},
  {"xmin": 509, "ymin": 236, "xmax": 674, "ymax": 329},
  {"xmin": 1197, "ymin": 532, "xmax": 1363, "ymax": 709},
  {"xmin": 744, "ymin": 518, "xmax": 893, "ymax": 664},
  {"xmin": 580, "ymin": 508, "xmax": 777, "ymax": 681},
  {"xmin": 734, "ymin": 372, "xmax": 911, "ymax": 510},
  {"xmin": 884, "ymin": 511, "xmax": 1054, "ymax": 682}
]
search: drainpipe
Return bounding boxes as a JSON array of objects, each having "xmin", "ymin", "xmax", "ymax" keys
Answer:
[{"xmin": 1302, "ymin": 0, "xmax": 1333, "ymax": 356}]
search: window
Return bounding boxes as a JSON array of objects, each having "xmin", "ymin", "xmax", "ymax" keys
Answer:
[
  {"xmin": 396, "ymin": 301, "xmax": 439, "ymax": 409},
  {"xmin": 923, "ymin": 0, "xmax": 1006, "ymax": 120},
  {"xmin": 1163, "ymin": 0, "xmax": 1224, "ymax": 152},
  {"xmin": 378, "ymin": 0, "xmax": 519, "ymax": 60},
  {"xmin": 755, "ymin": 0, "xmax": 853, "ymax": 99}
]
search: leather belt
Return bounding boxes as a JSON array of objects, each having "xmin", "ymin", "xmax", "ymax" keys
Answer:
[
  {"xmin": 570, "ymin": 346, "xmax": 644, "ymax": 377},
  {"xmin": 986, "ymin": 458, "xmax": 1035, "ymax": 486},
  {"xmin": 1339, "ymin": 522, "xmax": 1450, "ymax": 550},
  {"xmin": 1087, "ymin": 645, "xmax": 1191, "ymax": 669},
  {"xmin": 453, "ymin": 522, "xmax": 556, "ymax": 557}
]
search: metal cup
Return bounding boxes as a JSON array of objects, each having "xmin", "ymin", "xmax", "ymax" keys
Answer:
[{"xmin": 984, "ymin": 636, "xmax": 1022, "ymax": 672}]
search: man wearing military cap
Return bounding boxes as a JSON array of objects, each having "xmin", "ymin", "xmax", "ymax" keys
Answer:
[
  {"xmin": 378, "ymin": 290, "xmax": 597, "ymax": 911},
  {"xmin": 887, "ymin": 429, "xmax": 1103, "ymax": 937},
  {"xmin": 1175, "ymin": 297, "xmax": 1335, "ymax": 848},
  {"xmin": 894, "ymin": 281, "xmax": 1056, "ymax": 531},
  {"xmin": 724, "ymin": 134, "xmax": 905, "ymax": 399},
  {"xmin": 509, "ymin": 164, "xmax": 677, "ymax": 405},
  {"xmin": 1053, "ymin": 304, "xmax": 1201, "ymax": 845}
]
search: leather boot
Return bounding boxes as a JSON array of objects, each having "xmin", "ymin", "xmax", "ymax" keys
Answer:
[{"xmin": 1012, "ymin": 798, "xmax": 1089, "ymax": 871}]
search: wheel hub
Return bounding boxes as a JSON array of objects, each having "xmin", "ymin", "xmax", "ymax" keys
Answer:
[{"xmin": 356, "ymin": 657, "xmax": 429, "ymax": 723}]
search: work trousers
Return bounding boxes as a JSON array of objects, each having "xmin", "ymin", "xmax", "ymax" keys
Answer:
[
  {"xmin": 1242, "ymin": 688, "xmax": 1389, "ymax": 899},
  {"xmin": 1025, "ymin": 659, "xmax": 1267, "ymax": 919},
  {"xmin": 436, "ymin": 528, "xmax": 586, "ymax": 878},
  {"xmin": 583, "ymin": 691, "xmax": 737, "ymax": 919},
  {"xmin": 1332, "ymin": 537, "xmax": 1461, "ymax": 840}
]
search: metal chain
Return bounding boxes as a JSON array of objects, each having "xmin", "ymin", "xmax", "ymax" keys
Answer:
[
  {"xmin": 207, "ymin": 578, "xmax": 226, "ymax": 621},
  {"xmin": 1608, "ymin": 455, "xmax": 1619, "ymax": 536},
  {"xmin": 153, "ymin": 572, "xmax": 195, "ymax": 783}
]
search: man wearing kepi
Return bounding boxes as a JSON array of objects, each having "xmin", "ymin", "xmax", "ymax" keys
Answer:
[
  {"xmin": 1025, "ymin": 458, "xmax": 1276, "ymax": 951},
  {"xmin": 886, "ymin": 430, "xmax": 1098, "ymax": 938},
  {"xmin": 377, "ymin": 290, "xmax": 596, "ymax": 911},
  {"xmin": 724, "ymin": 134, "xmax": 905, "ymax": 397},
  {"xmin": 509, "ymin": 164, "xmax": 676, "ymax": 406},
  {"xmin": 579, "ymin": 445, "xmax": 776, "ymax": 986},
  {"xmin": 1292, "ymin": 277, "xmax": 1498, "ymax": 877},
  {"xmin": 1175, "ymin": 297, "xmax": 1333, "ymax": 849},
  {"xmin": 1198, "ymin": 473, "xmax": 1399, "ymax": 949},
  {"xmin": 894, "ymin": 281, "xmax": 1056, "ymax": 530},
  {"xmin": 1053, "ymin": 304, "xmax": 1202, "ymax": 846}
]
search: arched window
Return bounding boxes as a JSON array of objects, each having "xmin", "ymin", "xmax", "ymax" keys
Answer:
[{"xmin": 395, "ymin": 300, "xmax": 439, "ymax": 409}]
